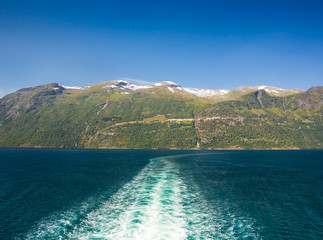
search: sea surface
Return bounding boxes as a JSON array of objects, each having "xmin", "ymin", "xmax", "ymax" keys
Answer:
[{"xmin": 0, "ymin": 148, "xmax": 322, "ymax": 239}]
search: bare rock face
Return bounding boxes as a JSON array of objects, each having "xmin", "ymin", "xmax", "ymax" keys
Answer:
[
  {"xmin": 307, "ymin": 86, "xmax": 323, "ymax": 96},
  {"xmin": 0, "ymin": 83, "xmax": 64, "ymax": 119},
  {"xmin": 289, "ymin": 86, "xmax": 323, "ymax": 110}
]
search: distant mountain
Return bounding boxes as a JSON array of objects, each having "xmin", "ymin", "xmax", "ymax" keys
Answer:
[
  {"xmin": 0, "ymin": 81, "xmax": 322, "ymax": 149},
  {"xmin": 57, "ymin": 80, "xmax": 304, "ymax": 99}
]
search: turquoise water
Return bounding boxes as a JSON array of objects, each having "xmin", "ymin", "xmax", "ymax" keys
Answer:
[{"xmin": 0, "ymin": 149, "xmax": 322, "ymax": 239}]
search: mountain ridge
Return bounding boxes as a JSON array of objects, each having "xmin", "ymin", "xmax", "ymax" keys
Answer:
[
  {"xmin": 0, "ymin": 81, "xmax": 322, "ymax": 149},
  {"xmin": 51, "ymin": 80, "xmax": 304, "ymax": 99}
]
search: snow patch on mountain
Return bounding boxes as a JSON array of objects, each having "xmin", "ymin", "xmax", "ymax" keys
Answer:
[
  {"xmin": 104, "ymin": 80, "xmax": 152, "ymax": 91},
  {"xmin": 60, "ymin": 85, "xmax": 86, "ymax": 90},
  {"xmin": 183, "ymin": 88, "xmax": 229, "ymax": 98},
  {"xmin": 255, "ymin": 86, "xmax": 302, "ymax": 95},
  {"xmin": 96, "ymin": 80, "xmax": 303, "ymax": 98},
  {"xmin": 152, "ymin": 81, "xmax": 180, "ymax": 87},
  {"xmin": 167, "ymin": 87, "xmax": 175, "ymax": 93}
]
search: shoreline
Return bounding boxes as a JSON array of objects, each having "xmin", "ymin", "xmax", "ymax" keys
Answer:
[{"xmin": 0, "ymin": 146, "xmax": 321, "ymax": 150}]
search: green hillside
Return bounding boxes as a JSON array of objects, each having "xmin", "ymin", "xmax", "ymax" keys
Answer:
[{"xmin": 0, "ymin": 81, "xmax": 322, "ymax": 149}]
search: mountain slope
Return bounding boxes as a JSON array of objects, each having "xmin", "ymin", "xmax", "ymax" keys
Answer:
[{"xmin": 0, "ymin": 81, "xmax": 321, "ymax": 149}]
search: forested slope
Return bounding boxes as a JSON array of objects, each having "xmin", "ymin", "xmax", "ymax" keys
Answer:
[{"xmin": 0, "ymin": 81, "xmax": 321, "ymax": 149}]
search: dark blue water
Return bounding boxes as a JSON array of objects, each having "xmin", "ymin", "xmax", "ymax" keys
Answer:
[{"xmin": 0, "ymin": 149, "xmax": 322, "ymax": 239}]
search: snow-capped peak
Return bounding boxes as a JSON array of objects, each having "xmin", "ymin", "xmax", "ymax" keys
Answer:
[
  {"xmin": 102, "ymin": 80, "xmax": 230, "ymax": 97},
  {"xmin": 103, "ymin": 80, "xmax": 152, "ymax": 91},
  {"xmin": 257, "ymin": 86, "xmax": 266, "ymax": 90},
  {"xmin": 231, "ymin": 85, "xmax": 304, "ymax": 96},
  {"xmin": 94, "ymin": 80, "xmax": 303, "ymax": 98}
]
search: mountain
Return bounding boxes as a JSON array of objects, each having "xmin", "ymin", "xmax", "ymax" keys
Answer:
[{"xmin": 0, "ymin": 81, "xmax": 322, "ymax": 149}]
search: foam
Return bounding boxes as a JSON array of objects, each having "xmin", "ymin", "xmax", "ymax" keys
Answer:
[{"xmin": 25, "ymin": 155, "xmax": 260, "ymax": 239}]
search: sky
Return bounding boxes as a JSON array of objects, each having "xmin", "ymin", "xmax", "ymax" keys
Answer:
[{"xmin": 0, "ymin": 0, "xmax": 323, "ymax": 97}]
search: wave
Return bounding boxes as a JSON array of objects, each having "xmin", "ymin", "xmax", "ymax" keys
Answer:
[{"xmin": 25, "ymin": 155, "xmax": 260, "ymax": 239}]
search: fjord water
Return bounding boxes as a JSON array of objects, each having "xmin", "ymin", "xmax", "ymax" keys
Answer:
[{"xmin": 0, "ymin": 149, "xmax": 322, "ymax": 239}]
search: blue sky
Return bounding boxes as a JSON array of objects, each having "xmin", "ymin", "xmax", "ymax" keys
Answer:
[{"xmin": 0, "ymin": 0, "xmax": 322, "ymax": 97}]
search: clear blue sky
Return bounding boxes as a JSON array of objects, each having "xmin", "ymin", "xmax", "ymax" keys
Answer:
[{"xmin": 1, "ymin": 0, "xmax": 322, "ymax": 97}]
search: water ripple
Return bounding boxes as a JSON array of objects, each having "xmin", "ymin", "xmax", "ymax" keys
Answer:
[{"xmin": 25, "ymin": 155, "xmax": 260, "ymax": 239}]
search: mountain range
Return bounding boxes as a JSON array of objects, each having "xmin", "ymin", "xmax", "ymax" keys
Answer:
[{"xmin": 0, "ymin": 80, "xmax": 322, "ymax": 149}]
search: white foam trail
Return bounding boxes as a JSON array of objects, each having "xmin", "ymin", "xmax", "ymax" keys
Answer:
[
  {"xmin": 25, "ymin": 155, "xmax": 261, "ymax": 239},
  {"xmin": 68, "ymin": 157, "xmax": 190, "ymax": 239}
]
